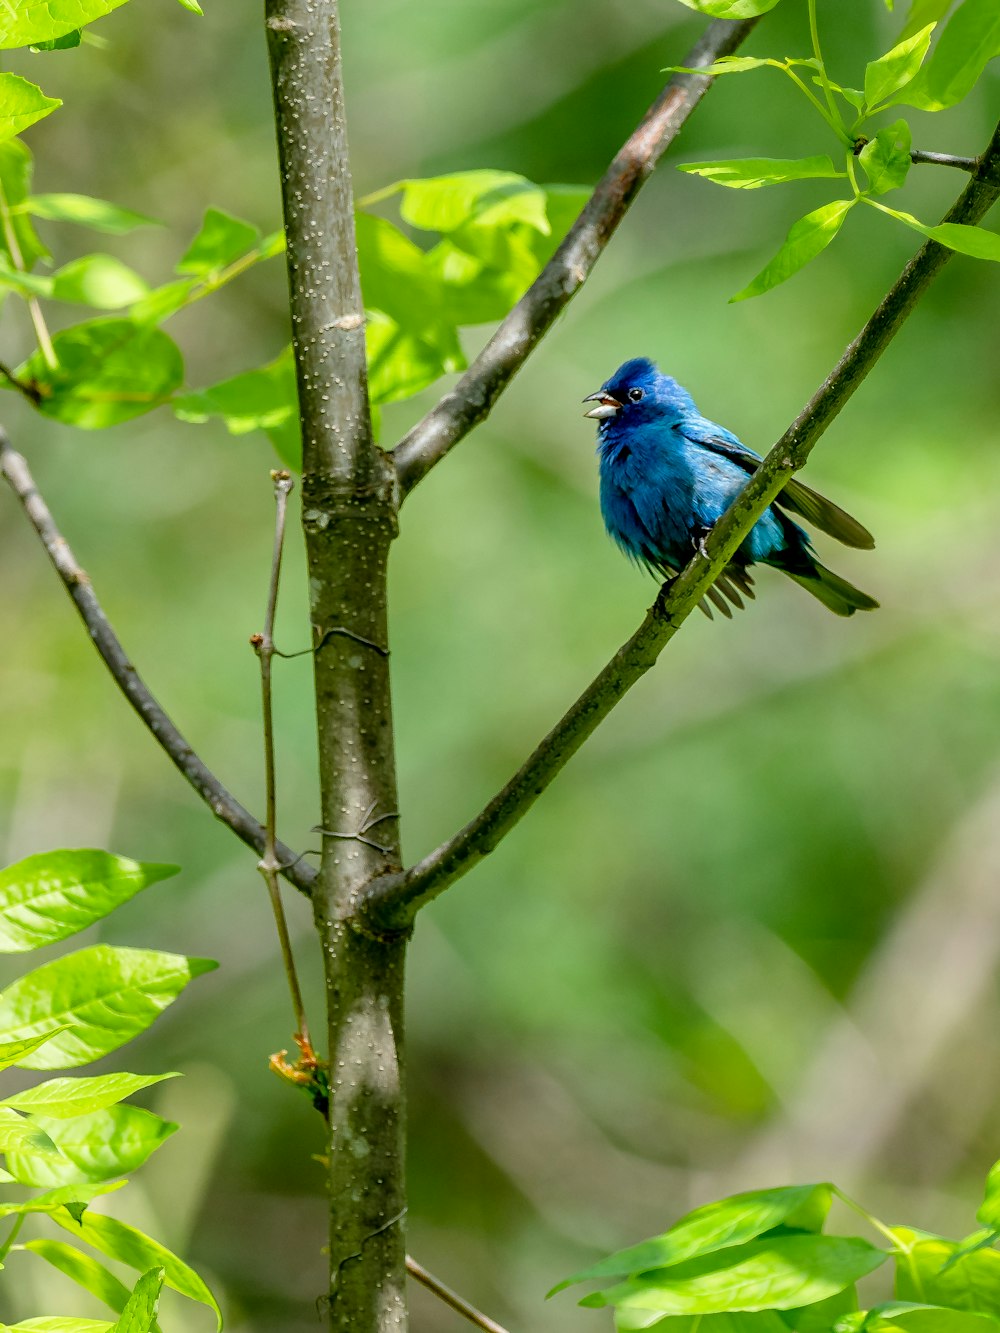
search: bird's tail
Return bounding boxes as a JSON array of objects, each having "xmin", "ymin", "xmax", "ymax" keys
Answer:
[{"xmin": 788, "ymin": 561, "xmax": 879, "ymax": 617}]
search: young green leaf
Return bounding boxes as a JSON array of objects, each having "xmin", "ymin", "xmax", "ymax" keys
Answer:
[
  {"xmin": 678, "ymin": 156, "xmax": 845, "ymax": 190},
  {"xmin": 671, "ymin": 0, "xmax": 782, "ymax": 16},
  {"xmin": 616, "ymin": 1314, "xmax": 787, "ymax": 1333},
  {"xmin": 0, "ymin": 0, "xmax": 130, "ymax": 49},
  {"xmin": 355, "ymin": 212, "xmax": 464, "ymax": 362},
  {"xmin": 51, "ymin": 255, "xmax": 149, "ymax": 308},
  {"xmin": 7, "ymin": 1104, "xmax": 177, "ymax": 1186},
  {"xmin": 0, "ymin": 1071, "xmax": 180, "ymax": 1118},
  {"xmin": 0, "ymin": 1106, "xmax": 58, "ymax": 1155},
  {"xmin": 0, "ymin": 1179, "xmax": 124, "ymax": 1217},
  {"xmin": 0, "ymin": 141, "xmax": 49, "ymax": 269},
  {"xmin": 859, "ymin": 121, "xmax": 913, "ymax": 194},
  {"xmin": 175, "ymin": 0, "xmax": 203, "ymax": 11},
  {"xmin": 174, "ymin": 346, "xmax": 297, "ymax": 435},
  {"xmin": 377, "ymin": 169, "xmax": 551, "ymax": 237},
  {"xmin": 840, "ymin": 1301, "xmax": 1000, "ymax": 1333},
  {"xmin": 731, "ymin": 200, "xmax": 855, "ymax": 301},
  {"xmin": 24, "ymin": 194, "xmax": 157, "ymax": 234},
  {"xmin": 176, "ymin": 206, "xmax": 260, "ymax": 277},
  {"xmin": 978, "ymin": 1160, "xmax": 1000, "ymax": 1229},
  {"xmin": 863, "ymin": 23, "xmax": 935, "ymax": 109},
  {"xmin": 16, "ymin": 319, "xmax": 184, "ymax": 428},
  {"xmin": 20, "ymin": 1240, "xmax": 133, "ymax": 1319},
  {"xmin": 0, "ymin": 1029, "xmax": 68, "ymax": 1071},
  {"xmin": 0, "ymin": 74, "xmax": 61, "ymax": 142},
  {"xmin": 111, "ymin": 1269, "xmax": 164, "ymax": 1333},
  {"xmin": 582, "ymin": 1235, "xmax": 887, "ymax": 1315},
  {"xmin": 551, "ymin": 1185, "xmax": 833, "ymax": 1297},
  {"xmin": 0, "ymin": 850, "xmax": 178, "ymax": 952},
  {"xmin": 0, "ymin": 945, "xmax": 217, "ymax": 1069},
  {"xmin": 365, "ymin": 307, "xmax": 466, "ymax": 409},
  {"xmin": 129, "ymin": 277, "xmax": 198, "ymax": 325},
  {"xmin": 895, "ymin": 0, "xmax": 1000, "ymax": 110},
  {"xmin": 892, "ymin": 1228, "xmax": 1000, "ymax": 1318},
  {"xmin": 901, "ymin": 0, "xmax": 957, "ymax": 40},
  {"xmin": 0, "ymin": 1320, "xmax": 114, "ymax": 1332},
  {"xmin": 869, "ymin": 200, "xmax": 1000, "ymax": 260},
  {"xmin": 30, "ymin": 27, "xmax": 83, "ymax": 49},
  {"xmin": 52, "ymin": 1209, "xmax": 222, "ymax": 1329},
  {"xmin": 0, "ymin": 255, "xmax": 53, "ymax": 298}
]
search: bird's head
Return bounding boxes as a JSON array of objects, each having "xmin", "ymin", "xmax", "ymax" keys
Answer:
[{"xmin": 583, "ymin": 357, "xmax": 694, "ymax": 425}]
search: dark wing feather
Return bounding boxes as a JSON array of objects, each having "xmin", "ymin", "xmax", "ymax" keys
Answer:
[{"xmin": 695, "ymin": 434, "xmax": 874, "ymax": 551}]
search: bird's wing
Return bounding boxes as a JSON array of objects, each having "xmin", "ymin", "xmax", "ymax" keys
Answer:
[{"xmin": 682, "ymin": 423, "xmax": 875, "ymax": 551}]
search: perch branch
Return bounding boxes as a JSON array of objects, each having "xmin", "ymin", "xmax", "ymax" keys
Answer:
[
  {"xmin": 0, "ymin": 433, "xmax": 316, "ymax": 896},
  {"xmin": 390, "ymin": 15, "xmax": 763, "ymax": 496},
  {"xmin": 405, "ymin": 1257, "xmax": 511, "ymax": 1333},
  {"xmin": 362, "ymin": 120, "xmax": 1000, "ymax": 932}
]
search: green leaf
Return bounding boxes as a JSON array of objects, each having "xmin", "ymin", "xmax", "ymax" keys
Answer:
[
  {"xmin": 859, "ymin": 121, "xmax": 912, "ymax": 194},
  {"xmin": 175, "ymin": 0, "xmax": 203, "ymax": 11},
  {"xmin": 0, "ymin": 254, "xmax": 53, "ymax": 298},
  {"xmin": 0, "ymin": 74, "xmax": 61, "ymax": 141},
  {"xmin": 670, "ymin": 0, "xmax": 782, "ymax": 16},
  {"xmin": 0, "ymin": 0, "xmax": 130, "ymax": 49},
  {"xmin": 842, "ymin": 1302, "xmax": 1000, "ymax": 1333},
  {"xmin": 0, "ymin": 851, "xmax": 179, "ymax": 952},
  {"xmin": 789, "ymin": 1284, "xmax": 860, "ymax": 1332},
  {"xmin": 678, "ymin": 156, "xmax": 845, "ymax": 190},
  {"xmin": 16, "ymin": 319, "xmax": 184, "ymax": 428},
  {"xmin": 356, "ymin": 213, "xmax": 463, "ymax": 354},
  {"xmin": 7, "ymin": 1105, "xmax": 178, "ymax": 1187},
  {"xmin": 0, "ymin": 945, "xmax": 217, "ymax": 1069},
  {"xmin": 174, "ymin": 345, "xmax": 297, "ymax": 435},
  {"xmin": 391, "ymin": 169, "xmax": 550, "ymax": 237},
  {"xmin": 24, "ymin": 194, "xmax": 157, "ymax": 234},
  {"xmin": 901, "ymin": 0, "xmax": 957, "ymax": 40},
  {"xmin": 584, "ymin": 1235, "xmax": 887, "ymax": 1315},
  {"xmin": 21, "ymin": 1240, "xmax": 133, "ymax": 1318},
  {"xmin": 2, "ymin": 1321, "xmax": 113, "ymax": 1332},
  {"xmin": 0, "ymin": 1179, "xmax": 123, "ymax": 1217},
  {"xmin": 52, "ymin": 1208, "xmax": 222, "ymax": 1329},
  {"xmin": 864, "ymin": 23, "xmax": 936, "ymax": 109},
  {"xmin": 0, "ymin": 140, "xmax": 48, "ymax": 269},
  {"xmin": 30, "ymin": 27, "xmax": 83, "ymax": 49},
  {"xmin": 365, "ymin": 307, "xmax": 466, "ymax": 408},
  {"xmin": 978, "ymin": 1162, "xmax": 1000, "ymax": 1230},
  {"xmin": 0, "ymin": 1106, "xmax": 58, "ymax": 1154},
  {"xmin": 51, "ymin": 255, "xmax": 149, "ymax": 308},
  {"xmin": 176, "ymin": 206, "xmax": 260, "ymax": 277},
  {"xmin": 893, "ymin": 1228, "xmax": 1000, "ymax": 1318},
  {"xmin": 870, "ymin": 201, "xmax": 1000, "ymax": 260},
  {"xmin": 731, "ymin": 200, "xmax": 855, "ymax": 301},
  {"xmin": 895, "ymin": 0, "xmax": 1000, "ymax": 109},
  {"xmin": 0, "ymin": 1071, "xmax": 180, "ymax": 1118},
  {"xmin": 129, "ymin": 277, "xmax": 198, "ymax": 325},
  {"xmin": 0, "ymin": 1029, "xmax": 68, "ymax": 1071},
  {"xmin": 617, "ymin": 1314, "xmax": 788, "ymax": 1333},
  {"xmin": 551, "ymin": 1186, "xmax": 833, "ymax": 1297},
  {"xmin": 670, "ymin": 57, "xmax": 779, "ymax": 76},
  {"xmin": 110, "ymin": 1268, "xmax": 163, "ymax": 1333}
]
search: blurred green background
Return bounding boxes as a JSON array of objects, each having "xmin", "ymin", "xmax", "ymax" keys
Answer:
[{"xmin": 1, "ymin": 1, "xmax": 999, "ymax": 1329}]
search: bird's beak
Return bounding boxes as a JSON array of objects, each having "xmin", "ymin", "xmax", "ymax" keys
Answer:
[{"xmin": 582, "ymin": 391, "xmax": 622, "ymax": 420}]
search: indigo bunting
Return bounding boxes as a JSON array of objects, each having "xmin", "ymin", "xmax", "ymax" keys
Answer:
[{"xmin": 584, "ymin": 358, "xmax": 878, "ymax": 618}]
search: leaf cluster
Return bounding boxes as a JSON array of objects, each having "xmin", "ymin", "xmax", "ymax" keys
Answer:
[{"xmin": 0, "ymin": 849, "xmax": 219, "ymax": 1330}]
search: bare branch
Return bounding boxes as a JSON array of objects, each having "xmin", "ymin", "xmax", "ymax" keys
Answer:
[
  {"xmin": 406, "ymin": 1257, "xmax": 511, "ymax": 1333},
  {"xmin": 0, "ymin": 432, "xmax": 317, "ymax": 897},
  {"xmin": 910, "ymin": 148, "xmax": 978, "ymax": 173},
  {"xmin": 362, "ymin": 121, "xmax": 1000, "ymax": 932},
  {"xmin": 390, "ymin": 16, "xmax": 762, "ymax": 496}
]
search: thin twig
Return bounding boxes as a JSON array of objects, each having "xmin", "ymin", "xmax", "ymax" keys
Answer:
[
  {"xmin": 361, "ymin": 121, "xmax": 1000, "ymax": 932},
  {"xmin": 406, "ymin": 1256, "xmax": 511, "ymax": 1333},
  {"xmin": 390, "ymin": 15, "xmax": 762, "ymax": 496},
  {"xmin": 0, "ymin": 362, "xmax": 41, "ymax": 406},
  {"xmin": 854, "ymin": 137, "xmax": 978, "ymax": 173},
  {"xmin": 253, "ymin": 470, "xmax": 315, "ymax": 1059},
  {"xmin": 0, "ymin": 433, "xmax": 317, "ymax": 897}
]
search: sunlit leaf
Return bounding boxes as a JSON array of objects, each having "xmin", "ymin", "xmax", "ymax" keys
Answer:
[
  {"xmin": 0, "ymin": 1071, "xmax": 179, "ymax": 1119},
  {"xmin": 0, "ymin": 1029, "xmax": 68, "ymax": 1071},
  {"xmin": 978, "ymin": 1161, "xmax": 1000, "ymax": 1230},
  {"xmin": 111, "ymin": 1269, "xmax": 163, "ymax": 1333},
  {"xmin": 859, "ymin": 120, "xmax": 912, "ymax": 194},
  {"xmin": 893, "ymin": 1228, "xmax": 1000, "ymax": 1317},
  {"xmin": 0, "ymin": 945, "xmax": 217, "ymax": 1069},
  {"xmin": 176, "ymin": 206, "xmax": 260, "ymax": 277},
  {"xmin": 24, "ymin": 194, "xmax": 157, "ymax": 234},
  {"xmin": 52, "ymin": 1208, "xmax": 222, "ymax": 1329},
  {"xmin": 174, "ymin": 346, "xmax": 297, "ymax": 435},
  {"xmin": 0, "ymin": 850, "xmax": 178, "ymax": 952},
  {"xmin": 130, "ymin": 277, "xmax": 198, "ymax": 324},
  {"xmin": 0, "ymin": 253, "xmax": 53, "ymax": 297},
  {"xmin": 365, "ymin": 307, "xmax": 465, "ymax": 408},
  {"xmin": 50, "ymin": 255, "xmax": 149, "ymax": 308},
  {"xmin": 0, "ymin": 1179, "xmax": 123, "ymax": 1217},
  {"xmin": 583, "ymin": 1235, "xmax": 887, "ymax": 1314},
  {"xmin": 551, "ymin": 1186, "xmax": 833, "ymax": 1297},
  {"xmin": 21, "ymin": 1241, "xmax": 134, "ymax": 1318},
  {"xmin": 616, "ymin": 1314, "xmax": 787, "ymax": 1333},
  {"xmin": 670, "ymin": 0, "xmax": 782, "ymax": 16},
  {"xmin": 870, "ymin": 201, "xmax": 1000, "ymax": 260},
  {"xmin": 864, "ymin": 23, "xmax": 935, "ymax": 108},
  {"xmin": 669, "ymin": 57, "xmax": 779, "ymax": 76},
  {"xmin": 175, "ymin": 0, "xmax": 203, "ymax": 11},
  {"xmin": 1, "ymin": 1320, "xmax": 113, "ymax": 1332},
  {"xmin": 839, "ymin": 1301, "xmax": 1000, "ymax": 1333},
  {"xmin": 30, "ymin": 28, "xmax": 83, "ymax": 49},
  {"xmin": 678, "ymin": 156, "xmax": 844, "ymax": 190},
  {"xmin": 16, "ymin": 319, "xmax": 183, "ymax": 428},
  {"xmin": 0, "ymin": 74, "xmax": 61, "ymax": 141},
  {"xmin": 894, "ymin": 0, "xmax": 1000, "ymax": 109},
  {"xmin": 0, "ymin": 140, "xmax": 48, "ymax": 268},
  {"xmin": 0, "ymin": 0, "xmax": 130, "ymax": 49},
  {"xmin": 7, "ymin": 1104, "xmax": 177, "ymax": 1187},
  {"xmin": 0, "ymin": 1105, "xmax": 58, "ymax": 1154},
  {"xmin": 901, "ymin": 0, "xmax": 957, "ymax": 40},
  {"xmin": 731, "ymin": 200, "xmax": 855, "ymax": 301}
]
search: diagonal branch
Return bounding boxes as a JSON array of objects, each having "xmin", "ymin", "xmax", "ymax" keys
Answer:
[
  {"xmin": 0, "ymin": 432, "xmax": 317, "ymax": 897},
  {"xmin": 362, "ymin": 121, "xmax": 1000, "ymax": 933},
  {"xmin": 390, "ymin": 15, "xmax": 762, "ymax": 497}
]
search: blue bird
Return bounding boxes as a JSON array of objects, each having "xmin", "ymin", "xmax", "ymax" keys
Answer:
[{"xmin": 583, "ymin": 358, "xmax": 878, "ymax": 619}]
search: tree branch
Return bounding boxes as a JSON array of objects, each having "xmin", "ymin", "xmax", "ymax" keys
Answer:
[
  {"xmin": 0, "ymin": 431, "xmax": 317, "ymax": 896},
  {"xmin": 405, "ymin": 1257, "xmax": 511, "ymax": 1333},
  {"xmin": 390, "ymin": 15, "xmax": 762, "ymax": 497},
  {"xmin": 362, "ymin": 121, "xmax": 1000, "ymax": 933},
  {"xmin": 910, "ymin": 148, "xmax": 978, "ymax": 173}
]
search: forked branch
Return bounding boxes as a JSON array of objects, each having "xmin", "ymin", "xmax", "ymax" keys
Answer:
[
  {"xmin": 362, "ymin": 121, "xmax": 1000, "ymax": 933},
  {"xmin": 390, "ymin": 15, "xmax": 763, "ymax": 495},
  {"xmin": 0, "ymin": 434, "xmax": 317, "ymax": 897}
]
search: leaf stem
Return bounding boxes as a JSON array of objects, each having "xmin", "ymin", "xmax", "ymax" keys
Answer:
[
  {"xmin": 0, "ymin": 179, "xmax": 56, "ymax": 370},
  {"xmin": 780, "ymin": 64, "xmax": 851, "ymax": 145},
  {"xmin": 807, "ymin": 0, "xmax": 845, "ymax": 138},
  {"xmin": 0, "ymin": 1214, "xmax": 25, "ymax": 1264},
  {"xmin": 832, "ymin": 1186, "xmax": 898, "ymax": 1249}
]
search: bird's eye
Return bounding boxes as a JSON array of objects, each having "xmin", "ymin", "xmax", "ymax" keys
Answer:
[{"xmin": 628, "ymin": 387, "xmax": 644, "ymax": 402}]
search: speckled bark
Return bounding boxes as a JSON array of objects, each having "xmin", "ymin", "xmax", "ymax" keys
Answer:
[{"xmin": 265, "ymin": 1, "xmax": 406, "ymax": 1328}]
